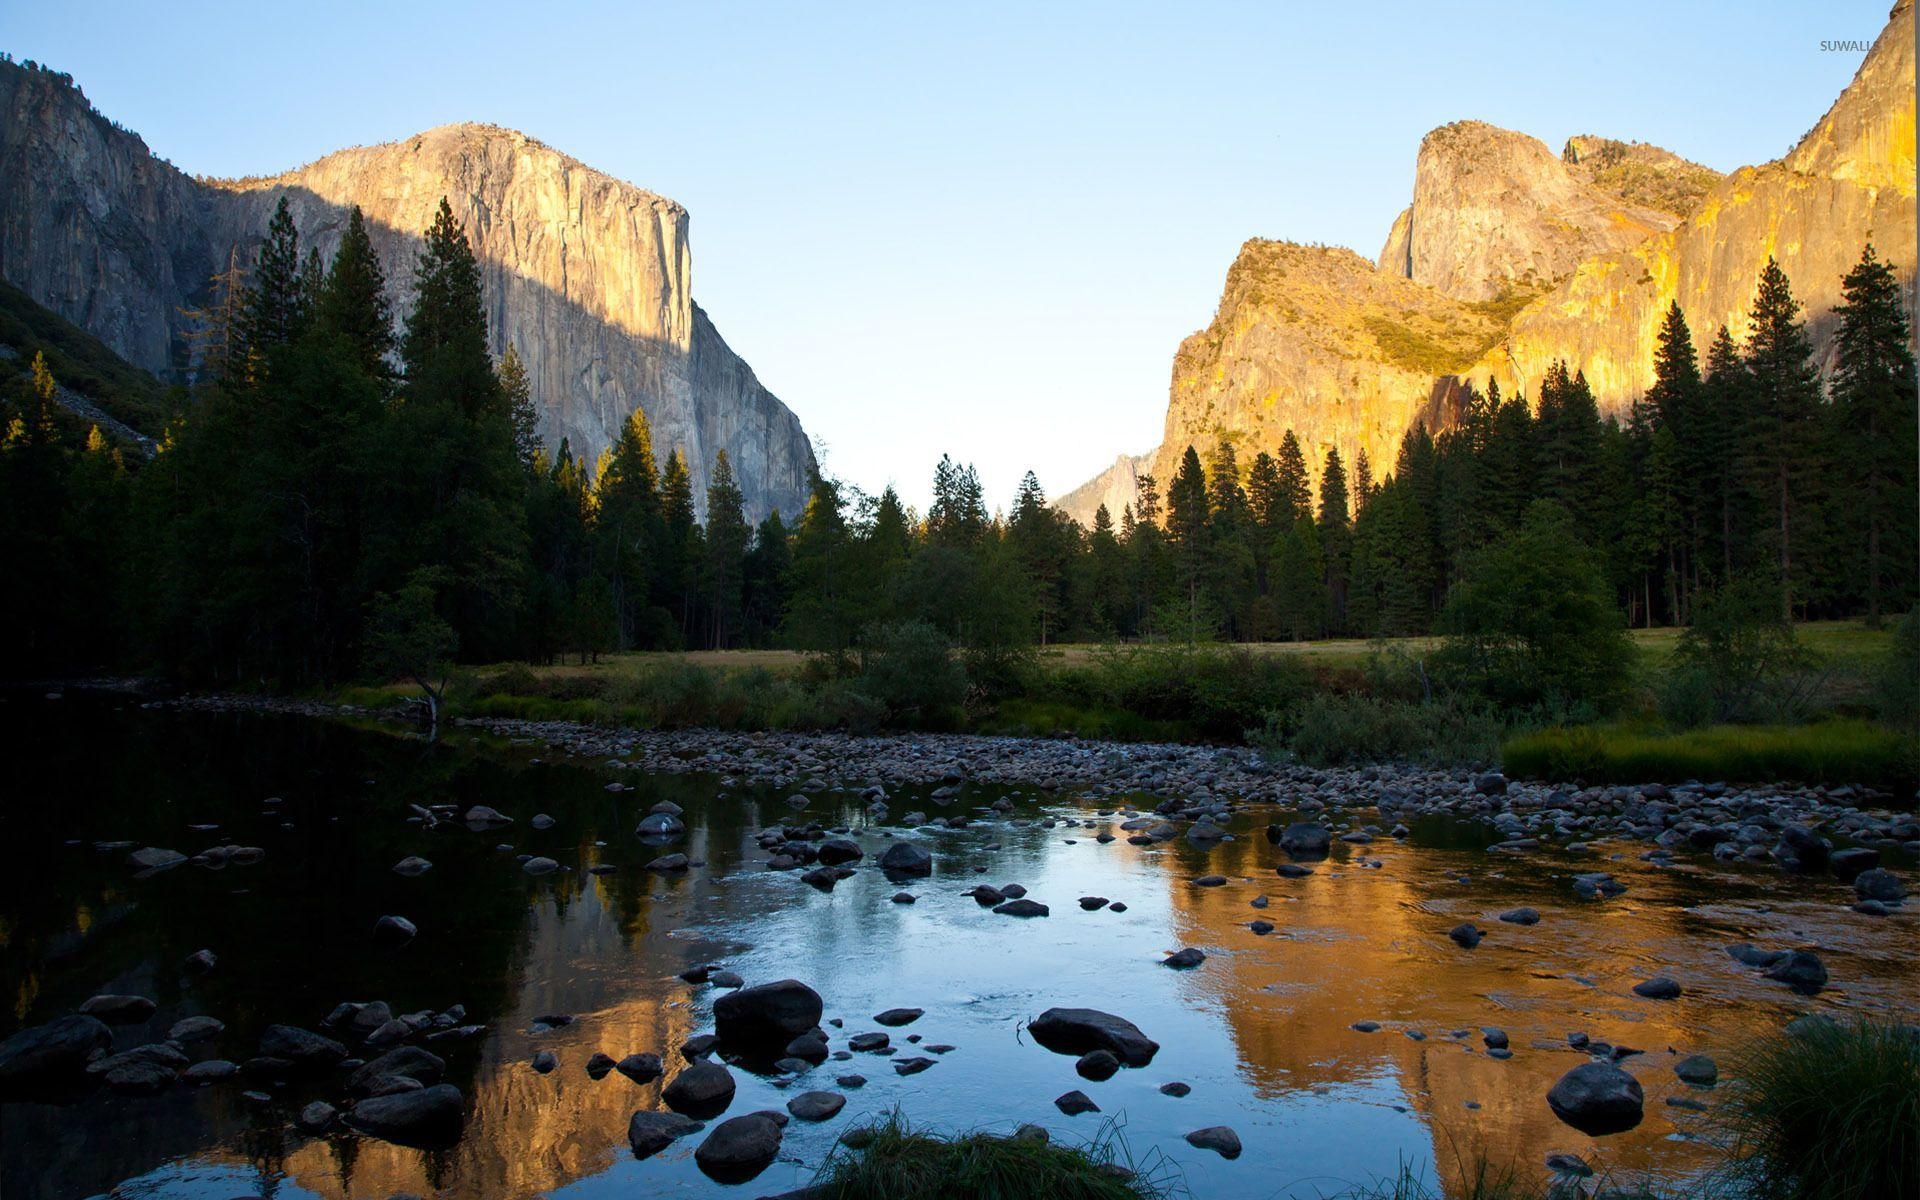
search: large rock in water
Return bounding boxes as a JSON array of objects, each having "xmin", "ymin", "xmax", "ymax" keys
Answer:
[
  {"xmin": 627, "ymin": 1109, "xmax": 702, "ymax": 1159},
  {"xmin": 693, "ymin": 1112, "xmax": 783, "ymax": 1184},
  {"xmin": 714, "ymin": 980, "xmax": 823, "ymax": 1047},
  {"xmin": 1547, "ymin": 1062, "xmax": 1645, "ymax": 1135},
  {"xmin": 258, "ymin": 1025, "xmax": 347, "ymax": 1072},
  {"xmin": 0, "ymin": 63, "xmax": 816, "ymax": 521},
  {"xmin": 1028, "ymin": 1008, "xmax": 1160, "ymax": 1067},
  {"xmin": 344, "ymin": 1083, "xmax": 466, "ymax": 1147},
  {"xmin": 0, "ymin": 1015, "xmax": 113, "ymax": 1093}
]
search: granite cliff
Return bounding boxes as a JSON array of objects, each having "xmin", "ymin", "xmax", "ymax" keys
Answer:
[
  {"xmin": 0, "ymin": 62, "xmax": 814, "ymax": 520},
  {"xmin": 1063, "ymin": 0, "xmax": 1914, "ymax": 526}
]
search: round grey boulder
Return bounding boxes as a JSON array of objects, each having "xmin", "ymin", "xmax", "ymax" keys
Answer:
[{"xmin": 1547, "ymin": 1062, "xmax": 1644, "ymax": 1135}]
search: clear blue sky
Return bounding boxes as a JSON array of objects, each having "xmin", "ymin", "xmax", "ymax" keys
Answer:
[{"xmin": 2, "ymin": 1, "xmax": 1890, "ymax": 511}]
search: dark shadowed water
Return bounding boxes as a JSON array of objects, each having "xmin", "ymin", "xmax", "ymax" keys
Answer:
[{"xmin": 2, "ymin": 693, "xmax": 1914, "ymax": 1200}]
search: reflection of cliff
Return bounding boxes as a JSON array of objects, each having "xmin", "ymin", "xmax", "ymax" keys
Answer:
[
  {"xmin": 1157, "ymin": 833, "xmax": 1919, "ymax": 1186},
  {"xmin": 270, "ymin": 876, "xmax": 698, "ymax": 1200}
]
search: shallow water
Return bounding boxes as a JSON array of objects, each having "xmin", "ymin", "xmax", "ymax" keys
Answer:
[{"xmin": 2, "ymin": 694, "xmax": 1914, "ymax": 1200}]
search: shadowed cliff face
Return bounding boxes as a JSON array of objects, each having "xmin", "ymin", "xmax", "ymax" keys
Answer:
[
  {"xmin": 0, "ymin": 68, "xmax": 815, "ymax": 521},
  {"xmin": 1062, "ymin": 0, "xmax": 1915, "ymax": 527}
]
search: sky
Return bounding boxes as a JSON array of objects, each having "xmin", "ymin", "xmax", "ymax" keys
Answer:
[{"xmin": 1, "ymin": 0, "xmax": 1892, "ymax": 511}]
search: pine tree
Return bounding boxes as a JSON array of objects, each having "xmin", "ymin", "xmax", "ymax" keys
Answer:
[
  {"xmin": 1352, "ymin": 448, "xmax": 1375, "ymax": 514},
  {"xmin": 657, "ymin": 448, "xmax": 701, "ymax": 640},
  {"xmin": 1274, "ymin": 431, "xmax": 1313, "ymax": 528},
  {"xmin": 1699, "ymin": 325, "xmax": 1749, "ymax": 582},
  {"xmin": 593, "ymin": 406, "xmax": 662, "ymax": 647},
  {"xmin": 704, "ymin": 449, "xmax": 751, "ymax": 647},
  {"xmin": 316, "ymin": 207, "xmax": 394, "ymax": 384},
  {"xmin": 1830, "ymin": 244, "xmax": 1919, "ymax": 622},
  {"xmin": 381, "ymin": 196, "xmax": 526, "ymax": 657},
  {"xmin": 245, "ymin": 196, "xmax": 305, "ymax": 355},
  {"xmin": 1165, "ymin": 445, "xmax": 1211, "ymax": 639},
  {"xmin": 1246, "ymin": 450, "xmax": 1284, "ymax": 533},
  {"xmin": 499, "ymin": 344, "xmax": 540, "ymax": 471},
  {"xmin": 1644, "ymin": 301, "xmax": 1702, "ymax": 619},
  {"xmin": 1743, "ymin": 257, "xmax": 1823, "ymax": 617},
  {"xmin": 928, "ymin": 454, "xmax": 988, "ymax": 548},
  {"xmin": 186, "ymin": 247, "xmax": 254, "ymax": 388},
  {"xmin": 1318, "ymin": 447, "xmax": 1351, "ymax": 632}
]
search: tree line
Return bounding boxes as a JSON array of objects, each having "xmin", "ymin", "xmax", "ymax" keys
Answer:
[{"xmin": 1, "ymin": 199, "xmax": 1913, "ymax": 684}]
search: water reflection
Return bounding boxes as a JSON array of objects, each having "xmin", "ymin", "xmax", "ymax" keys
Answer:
[{"xmin": 1, "ymin": 695, "xmax": 1913, "ymax": 1200}]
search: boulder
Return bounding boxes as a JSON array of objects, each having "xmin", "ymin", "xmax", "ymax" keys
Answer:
[
  {"xmin": 616, "ymin": 1052, "xmax": 665, "ymax": 1083},
  {"xmin": 78, "ymin": 994, "xmax": 156, "ymax": 1024},
  {"xmin": 344, "ymin": 1083, "xmax": 466, "ymax": 1147},
  {"xmin": 1764, "ymin": 950, "xmax": 1829, "ymax": 994},
  {"xmin": 662, "ymin": 1061, "xmax": 737, "ymax": 1118},
  {"xmin": 1772, "ymin": 825, "xmax": 1830, "ymax": 873},
  {"xmin": 636, "ymin": 812, "xmax": 686, "ymax": 839},
  {"xmin": 258, "ymin": 1025, "xmax": 346, "ymax": 1072},
  {"xmin": 1632, "ymin": 977, "xmax": 1682, "ymax": 1000},
  {"xmin": 714, "ymin": 980, "xmax": 824, "ymax": 1047},
  {"xmin": 1054, "ymin": 1089, "xmax": 1100, "ymax": 1115},
  {"xmin": 1185, "ymin": 1126, "xmax": 1242, "ymax": 1159},
  {"xmin": 1273, "ymin": 823, "xmax": 1331, "ymax": 859},
  {"xmin": 993, "ymin": 898, "xmax": 1050, "ymax": 918},
  {"xmin": 627, "ymin": 1109, "xmax": 701, "ymax": 1158},
  {"xmin": 1028, "ymin": 1008, "xmax": 1159, "ymax": 1066},
  {"xmin": 348, "ymin": 1046, "xmax": 446, "ymax": 1095},
  {"xmin": 786, "ymin": 1090, "xmax": 846, "ymax": 1121},
  {"xmin": 878, "ymin": 842, "xmax": 933, "ymax": 876},
  {"xmin": 694, "ymin": 1112, "xmax": 783, "ymax": 1183},
  {"xmin": 1546, "ymin": 1062, "xmax": 1644, "ymax": 1135},
  {"xmin": 1854, "ymin": 868, "xmax": 1905, "ymax": 903}
]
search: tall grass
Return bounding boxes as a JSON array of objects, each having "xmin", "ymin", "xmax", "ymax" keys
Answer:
[
  {"xmin": 1722, "ymin": 1018, "xmax": 1920, "ymax": 1200},
  {"xmin": 1501, "ymin": 719, "xmax": 1915, "ymax": 790},
  {"xmin": 812, "ymin": 1113, "xmax": 1180, "ymax": 1200}
]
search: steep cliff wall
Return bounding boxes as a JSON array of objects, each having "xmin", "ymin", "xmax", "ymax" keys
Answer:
[
  {"xmin": 0, "ymin": 64, "xmax": 815, "ymax": 520},
  {"xmin": 1138, "ymin": 241, "xmax": 1505, "ymax": 511},
  {"xmin": 1482, "ymin": 0, "xmax": 1916, "ymax": 399}
]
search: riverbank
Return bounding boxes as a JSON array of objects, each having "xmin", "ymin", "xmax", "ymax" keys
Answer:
[{"xmin": 163, "ymin": 691, "xmax": 1920, "ymax": 873}]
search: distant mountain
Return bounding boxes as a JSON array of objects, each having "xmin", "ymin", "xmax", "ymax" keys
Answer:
[
  {"xmin": 0, "ymin": 63, "xmax": 815, "ymax": 520},
  {"xmin": 1063, "ymin": 0, "xmax": 1915, "ymax": 525}
]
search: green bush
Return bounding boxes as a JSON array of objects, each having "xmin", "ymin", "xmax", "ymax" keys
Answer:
[
  {"xmin": 855, "ymin": 620, "xmax": 968, "ymax": 725},
  {"xmin": 1662, "ymin": 576, "xmax": 1822, "ymax": 726},
  {"xmin": 1261, "ymin": 693, "xmax": 1507, "ymax": 767},
  {"xmin": 1877, "ymin": 608, "xmax": 1920, "ymax": 728},
  {"xmin": 1071, "ymin": 644, "xmax": 1311, "ymax": 739},
  {"xmin": 1724, "ymin": 1018, "xmax": 1920, "ymax": 1200},
  {"xmin": 812, "ymin": 1113, "xmax": 1173, "ymax": 1200},
  {"xmin": 1433, "ymin": 501, "xmax": 1633, "ymax": 710}
]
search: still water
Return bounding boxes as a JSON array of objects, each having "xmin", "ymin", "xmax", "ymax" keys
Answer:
[{"xmin": 2, "ymin": 694, "xmax": 1914, "ymax": 1200}]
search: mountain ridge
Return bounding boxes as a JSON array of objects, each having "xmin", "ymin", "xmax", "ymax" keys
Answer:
[
  {"xmin": 1062, "ymin": 0, "xmax": 1915, "ymax": 526},
  {"xmin": 0, "ymin": 63, "xmax": 815, "ymax": 520}
]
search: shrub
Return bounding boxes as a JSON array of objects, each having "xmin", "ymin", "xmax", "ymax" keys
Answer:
[
  {"xmin": 1261, "ymin": 694, "xmax": 1506, "ymax": 768},
  {"xmin": 1078, "ymin": 644, "xmax": 1311, "ymax": 739},
  {"xmin": 1433, "ymin": 501, "xmax": 1633, "ymax": 711},
  {"xmin": 1723, "ymin": 1018, "xmax": 1920, "ymax": 1200},
  {"xmin": 855, "ymin": 621, "xmax": 967, "ymax": 725},
  {"xmin": 1877, "ymin": 608, "xmax": 1920, "ymax": 728},
  {"xmin": 812, "ymin": 1113, "xmax": 1174, "ymax": 1200},
  {"xmin": 1662, "ymin": 576, "xmax": 1822, "ymax": 726}
]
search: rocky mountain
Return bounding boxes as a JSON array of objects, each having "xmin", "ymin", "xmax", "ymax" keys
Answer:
[
  {"xmin": 1376, "ymin": 120, "xmax": 1688, "ymax": 302},
  {"xmin": 0, "ymin": 62, "xmax": 815, "ymax": 520},
  {"xmin": 1063, "ymin": 0, "xmax": 1914, "ymax": 527}
]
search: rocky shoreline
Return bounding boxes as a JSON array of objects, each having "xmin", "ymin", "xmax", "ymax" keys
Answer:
[{"xmin": 159, "ymin": 692, "xmax": 1920, "ymax": 881}]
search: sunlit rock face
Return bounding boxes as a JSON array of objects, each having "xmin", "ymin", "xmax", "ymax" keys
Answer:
[
  {"xmin": 0, "ymin": 68, "xmax": 815, "ymax": 521},
  {"xmin": 1377, "ymin": 120, "xmax": 1683, "ymax": 303},
  {"xmin": 1482, "ymin": 0, "xmax": 1917, "ymax": 401},
  {"xmin": 1062, "ymin": 0, "xmax": 1914, "ymax": 527},
  {"xmin": 1133, "ymin": 241, "xmax": 1505, "ymax": 522}
]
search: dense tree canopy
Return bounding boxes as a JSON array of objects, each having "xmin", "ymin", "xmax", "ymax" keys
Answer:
[{"xmin": 1, "ymin": 226, "xmax": 1911, "ymax": 690}]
